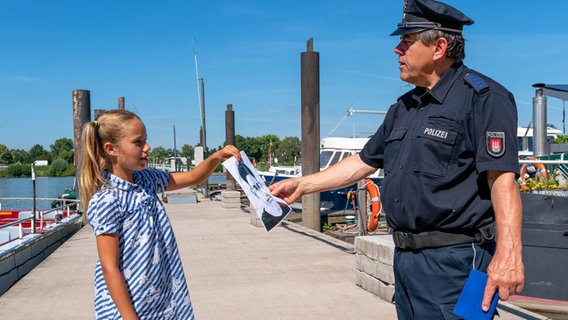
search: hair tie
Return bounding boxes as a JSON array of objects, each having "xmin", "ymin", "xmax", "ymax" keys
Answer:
[{"xmin": 93, "ymin": 120, "xmax": 100, "ymax": 128}]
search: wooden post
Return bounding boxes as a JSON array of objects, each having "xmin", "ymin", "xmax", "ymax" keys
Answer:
[
  {"xmin": 118, "ymin": 96, "xmax": 125, "ymax": 110},
  {"xmin": 301, "ymin": 38, "xmax": 321, "ymax": 231},
  {"xmin": 225, "ymin": 104, "xmax": 236, "ymax": 191},
  {"xmin": 94, "ymin": 109, "xmax": 105, "ymax": 119},
  {"xmin": 72, "ymin": 90, "xmax": 91, "ymax": 167}
]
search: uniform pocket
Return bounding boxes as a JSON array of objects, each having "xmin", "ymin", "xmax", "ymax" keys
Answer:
[
  {"xmin": 383, "ymin": 127, "xmax": 408, "ymax": 174},
  {"xmin": 413, "ymin": 116, "xmax": 459, "ymax": 178}
]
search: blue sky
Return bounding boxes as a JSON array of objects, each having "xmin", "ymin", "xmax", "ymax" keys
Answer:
[{"xmin": 2, "ymin": 1, "xmax": 568, "ymax": 152}]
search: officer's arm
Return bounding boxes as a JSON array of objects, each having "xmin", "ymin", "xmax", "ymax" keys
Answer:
[
  {"xmin": 483, "ymin": 170, "xmax": 524, "ymax": 311},
  {"xmin": 269, "ymin": 154, "xmax": 377, "ymax": 204}
]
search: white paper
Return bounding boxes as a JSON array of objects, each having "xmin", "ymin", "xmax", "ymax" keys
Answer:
[{"xmin": 223, "ymin": 151, "xmax": 292, "ymax": 232}]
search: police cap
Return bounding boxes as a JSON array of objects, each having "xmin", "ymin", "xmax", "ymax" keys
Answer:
[{"xmin": 391, "ymin": 0, "xmax": 474, "ymax": 36}]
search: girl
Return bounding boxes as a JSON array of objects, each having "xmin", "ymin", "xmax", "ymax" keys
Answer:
[{"xmin": 78, "ymin": 109, "xmax": 240, "ymax": 319}]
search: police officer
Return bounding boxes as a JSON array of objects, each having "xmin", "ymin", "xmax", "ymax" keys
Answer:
[{"xmin": 269, "ymin": 0, "xmax": 524, "ymax": 318}]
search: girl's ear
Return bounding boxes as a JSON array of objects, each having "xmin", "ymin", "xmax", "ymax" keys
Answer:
[{"xmin": 103, "ymin": 142, "xmax": 118, "ymax": 157}]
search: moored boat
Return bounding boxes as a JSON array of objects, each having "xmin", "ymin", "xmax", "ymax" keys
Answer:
[{"xmin": 257, "ymin": 136, "xmax": 384, "ymax": 213}]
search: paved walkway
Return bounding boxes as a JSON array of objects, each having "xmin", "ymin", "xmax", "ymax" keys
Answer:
[{"xmin": 0, "ymin": 190, "xmax": 546, "ymax": 319}]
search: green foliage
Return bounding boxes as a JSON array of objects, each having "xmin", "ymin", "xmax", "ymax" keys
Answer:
[
  {"xmin": 553, "ymin": 135, "xmax": 568, "ymax": 144},
  {"xmin": 148, "ymin": 146, "xmax": 171, "ymax": 165},
  {"xmin": 1, "ymin": 133, "xmax": 303, "ymax": 177},
  {"xmin": 276, "ymin": 136, "xmax": 301, "ymax": 165},
  {"xmin": 6, "ymin": 163, "xmax": 30, "ymax": 177},
  {"xmin": 235, "ymin": 134, "xmax": 301, "ymax": 170},
  {"xmin": 180, "ymin": 144, "xmax": 194, "ymax": 158},
  {"xmin": 49, "ymin": 158, "xmax": 71, "ymax": 177},
  {"xmin": 50, "ymin": 138, "xmax": 74, "ymax": 163},
  {"xmin": 323, "ymin": 223, "xmax": 334, "ymax": 232},
  {"xmin": 28, "ymin": 144, "xmax": 52, "ymax": 163}
]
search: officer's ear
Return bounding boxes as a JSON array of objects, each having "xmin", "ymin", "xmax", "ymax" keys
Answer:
[{"xmin": 432, "ymin": 37, "xmax": 448, "ymax": 62}]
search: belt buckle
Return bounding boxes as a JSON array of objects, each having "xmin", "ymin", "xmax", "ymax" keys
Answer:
[{"xmin": 395, "ymin": 231, "xmax": 414, "ymax": 250}]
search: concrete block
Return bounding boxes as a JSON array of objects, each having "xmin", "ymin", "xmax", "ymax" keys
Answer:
[
  {"xmin": 220, "ymin": 191, "xmax": 241, "ymax": 199},
  {"xmin": 249, "ymin": 206, "xmax": 263, "ymax": 228},
  {"xmin": 354, "ymin": 235, "xmax": 395, "ymax": 266},
  {"xmin": 355, "ymin": 269, "xmax": 395, "ymax": 303},
  {"xmin": 220, "ymin": 202, "xmax": 241, "ymax": 209},
  {"xmin": 355, "ymin": 253, "xmax": 395, "ymax": 285}
]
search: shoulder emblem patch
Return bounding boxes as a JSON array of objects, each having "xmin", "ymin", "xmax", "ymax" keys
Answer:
[{"xmin": 486, "ymin": 132, "xmax": 505, "ymax": 157}]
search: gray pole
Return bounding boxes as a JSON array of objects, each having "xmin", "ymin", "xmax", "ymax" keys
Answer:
[
  {"xmin": 301, "ymin": 38, "xmax": 321, "ymax": 231},
  {"xmin": 199, "ymin": 78, "xmax": 209, "ymax": 197},
  {"xmin": 31, "ymin": 162, "xmax": 36, "ymax": 234},
  {"xmin": 72, "ymin": 90, "xmax": 91, "ymax": 167},
  {"xmin": 533, "ymin": 88, "xmax": 548, "ymax": 156},
  {"xmin": 225, "ymin": 104, "xmax": 236, "ymax": 191},
  {"xmin": 173, "ymin": 125, "xmax": 178, "ymax": 171},
  {"xmin": 118, "ymin": 96, "xmax": 125, "ymax": 110}
]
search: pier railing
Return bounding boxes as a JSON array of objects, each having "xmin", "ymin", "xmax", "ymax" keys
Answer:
[{"xmin": 0, "ymin": 199, "xmax": 80, "ymax": 246}]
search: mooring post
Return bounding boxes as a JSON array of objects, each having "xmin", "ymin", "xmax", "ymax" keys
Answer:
[
  {"xmin": 94, "ymin": 109, "xmax": 104, "ymax": 119},
  {"xmin": 118, "ymin": 96, "xmax": 125, "ymax": 110},
  {"xmin": 72, "ymin": 89, "xmax": 91, "ymax": 167},
  {"xmin": 225, "ymin": 104, "xmax": 236, "ymax": 191},
  {"xmin": 301, "ymin": 38, "xmax": 321, "ymax": 231}
]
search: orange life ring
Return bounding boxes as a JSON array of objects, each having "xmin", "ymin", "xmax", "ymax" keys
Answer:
[
  {"xmin": 519, "ymin": 158, "xmax": 548, "ymax": 191},
  {"xmin": 519, "ymin": 157, "xmax": 547, "ymax": 191},
  {"xmin": 365, "ymin": 178, "xmax": 381, "ymax": 232}
]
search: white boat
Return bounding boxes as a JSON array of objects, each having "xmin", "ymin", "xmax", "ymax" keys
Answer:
[
  {"xmin": 257, "ymin": 136, "xmax": 384, "ymax": 213},
  {"xmin": 517, "ymin": 125, "xmax": 563, "ymax": 158}
]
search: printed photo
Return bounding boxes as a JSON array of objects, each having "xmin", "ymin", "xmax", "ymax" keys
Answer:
[{"xmin": 223, "ymin": 151, "xmax": 292, "ymax": 232}]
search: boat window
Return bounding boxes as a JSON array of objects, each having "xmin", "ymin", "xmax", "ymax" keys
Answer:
[
  {"xmin": 528, "ymin": 138, "xmax": 533, "ymax": 152},
  {"xmin": 328, "ymin": 151, "xmax": 342, "ymax": 166},
  {"xmin": 320, "ymin": 151, "xmax": 334, "ymax": 168},
  {"xmin": 340, "ymin": 151, "xmax": 353, "ymax": 160}
]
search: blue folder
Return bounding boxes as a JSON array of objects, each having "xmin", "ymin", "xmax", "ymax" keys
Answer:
[{"xmin": 453, "ymin": 269, "xmax": 499, "ymax": 320}]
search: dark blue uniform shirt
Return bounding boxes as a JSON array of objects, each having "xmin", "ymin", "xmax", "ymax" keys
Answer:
[{"xmin": 360, "ymin": 62, "xmax": 520, "ymax": 233}]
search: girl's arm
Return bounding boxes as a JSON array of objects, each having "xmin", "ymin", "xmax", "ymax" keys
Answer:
[
  {"xmin": 167, "ymin": 145, "xmax": 241, "ymax": 191},
  {"xmin": 96, "ymin": 234, "xmax": 139, "ymax": 320}
]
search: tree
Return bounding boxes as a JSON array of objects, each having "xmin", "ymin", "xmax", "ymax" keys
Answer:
[
  {"xmin": 28, "ymin": 144, "xmax": 51, "ymax": 163},
  {"xmin": 50, "ymin": 138, "xmax": 74, "ymax": 163},
  {"xmin": 49, "ymin": 158, "xmax": 71, "ymax": 177},
  {"xmin": 11, "ymin": 149, "xmax": 26, "ymax": 164},
  {"xmin": 234, "ymin": 134, "xmax": 281, "ymax": 169},
  {"xmin": 0, "ymin": 144, "xmax": 10, "ymax": 164},
  {"xmin": 277, "ymin": 136, "xmax": 301, "ymax": 165},
  {"xmin": 148, "ymin": 146, "xmax": 170, "ymax": 167},
  {"xmin": 180, "ymin": 144, "xmax": 194, "ymax": 158}
]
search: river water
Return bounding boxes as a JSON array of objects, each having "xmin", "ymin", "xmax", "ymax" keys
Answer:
[
  {"xmin": 0, "ymin": 176, "xmax": 76, "ymax": 210},
  {"xmin": 0, "ymin": 174, "xmax": 227, "ymax": 211}
]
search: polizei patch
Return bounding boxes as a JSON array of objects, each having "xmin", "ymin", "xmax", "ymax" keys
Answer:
[{"xmin": 486, "ymin": 132, "xmax": 505, "ymax": 157}]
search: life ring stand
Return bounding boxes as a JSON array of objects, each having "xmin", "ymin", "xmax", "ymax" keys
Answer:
[
  {"xmin": 365, "ymin": 178, "xmax": 381, "ymax": 232},
  {"xmin": 519, "ymin": 157, "xmax": 547, "ymax": 191}
]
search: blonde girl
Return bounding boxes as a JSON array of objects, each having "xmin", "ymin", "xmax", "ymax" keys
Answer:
[{"xmin": 78, "ymin": 109, "xmax": 240, "ymax": 319}]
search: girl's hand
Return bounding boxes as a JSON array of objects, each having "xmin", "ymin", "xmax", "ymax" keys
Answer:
[{"xmin": 217, "ymin": 145, "xmax": 241, "ymax": 162}]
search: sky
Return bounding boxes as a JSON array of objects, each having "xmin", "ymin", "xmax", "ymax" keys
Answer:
[{"xmin": 2, "ymin": 0, "xmax": 568, "ymax": 153}]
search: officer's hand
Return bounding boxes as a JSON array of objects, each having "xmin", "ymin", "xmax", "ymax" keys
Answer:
[
  {"xmin": 269, "ymin": 178, "xmax": 302, "ymax": 204},
  {"xmin": 482, "ymin": 248, "xmax": 524, "ymax": 311}
]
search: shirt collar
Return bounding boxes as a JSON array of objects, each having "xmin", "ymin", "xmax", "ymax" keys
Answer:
[
  {"xmin": 432, "ymin": 62, "xmax": 465, "ymax": 103},
  {"xmin": 414, "ymin": 61, "xmax": 465, "ymax": 105},
  {"xmin": 103, "ymin": 170, "xmax": 138, "ymax": 191}
]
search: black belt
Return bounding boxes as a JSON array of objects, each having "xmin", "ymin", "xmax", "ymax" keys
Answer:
[{"xmin": 392, "ymin": 223, "xmax": 495, "ymax": 250}]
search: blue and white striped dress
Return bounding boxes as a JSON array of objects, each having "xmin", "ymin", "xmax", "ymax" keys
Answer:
[{"xmin": 88, "ymin": 170, "xmax": 194, "ymax": 319}]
